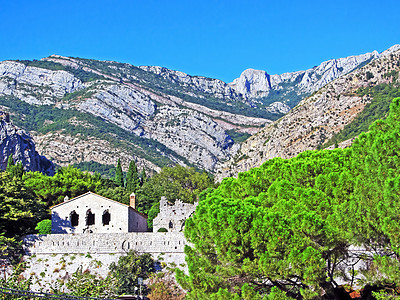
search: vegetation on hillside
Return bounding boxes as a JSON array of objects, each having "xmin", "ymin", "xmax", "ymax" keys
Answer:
[
  {"xmin": 324, "ymin": 70, "xmax": 400, "ymax": 148},
  {"xmin": 178, "ymin": 97, "xmax": 400, "ymax": 299},
  {"xmin": 0, "ymin": 95, "xmax": 190, "ymax": 169}
]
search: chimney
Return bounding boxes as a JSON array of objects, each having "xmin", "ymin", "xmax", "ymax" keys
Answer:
[{"xmin": 130, "ymin": 193, "xmax": 136, "ymax": 209}]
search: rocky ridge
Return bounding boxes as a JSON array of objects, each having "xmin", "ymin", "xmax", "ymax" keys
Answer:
[
  {"xmin": 215, "ymin": 47, "xmax": 400, "ymax": 181},
  {"xmin": 0, "ymin": 59, "xmax": 244, "ymax": 172},
  {"xmin": 0, "ymin": 112, "xmax": 54, "ymax": 175},
  {"xmin": 0, "ymin": 45, "xmax": 398, "ymax": 174}
]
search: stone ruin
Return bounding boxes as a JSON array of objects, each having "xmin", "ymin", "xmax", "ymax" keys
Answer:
[{"xmin": 152, "ymin": 196, "xmax": 198, "ymax": 233}]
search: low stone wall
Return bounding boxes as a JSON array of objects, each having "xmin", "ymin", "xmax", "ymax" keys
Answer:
[{"xmin": 23, "ymin": 232, "xmax": 188, "ymax": 291}]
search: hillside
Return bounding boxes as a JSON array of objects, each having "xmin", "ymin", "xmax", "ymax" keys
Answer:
[
  {"xmin": 215, "ymin": 46, "xmax": 400, "ymax": 180},
  {"xmin": 0, "ymin": 46, "xmax": 396, "ymax": 174}
]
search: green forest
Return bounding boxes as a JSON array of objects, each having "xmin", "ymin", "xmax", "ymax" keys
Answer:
[{"xmin": 177, "ymin": 97, "xmax": 400, "ymax": 299}]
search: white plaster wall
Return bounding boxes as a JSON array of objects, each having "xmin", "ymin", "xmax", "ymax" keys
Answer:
[{"xmin": 52, "ymin": 193, "xmax": 135, "ymax": 234}]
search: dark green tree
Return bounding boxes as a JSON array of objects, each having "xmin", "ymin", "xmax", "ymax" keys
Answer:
[
  {"xmin": 109, "ymin": 250, "xmax": 155, "ymax": 295},
  {"xmin": 177, "ymin": 98, "xmax": 400, "ymax": 299},
  {"xmin": 114, "ymin": 159, "xmax": 124, "ymax": 187},
  {"xmin": 5, "ymin": 154, "xmax": 24, "ymax": 179},
  {"xmin": 137, "ymin": 165, "xmax": 213, "ymax": 215},
  {"xmin": 140, "ymin": 168, "xmax": 147, "ymax": 186},
  {"xmin": 6, "ymin": 154, "xmax": 14, "ymax": 170},
  {"xmin": 126, "ymin": 160, "xmax": 140, "ymax": 193},
  {"xmin": 0, "ymin": 171, "xmax": 46, "ymax": 237},
  {"xmin": 23, "ymin": 165, "xmax": 102, "ymax": 206}
]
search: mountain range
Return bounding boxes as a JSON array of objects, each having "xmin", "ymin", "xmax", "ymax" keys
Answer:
[{"xmin": 0, "ymin": 45, "xmax": 399, "ymax": 175}]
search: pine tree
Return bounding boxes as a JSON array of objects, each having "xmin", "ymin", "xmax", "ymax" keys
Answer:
[
  {"xmin": 6, "ymin": 154, "xmax": 24, "ymax": 178},
  {"xmin": 140, "ymin": 168, "xmax": 147, "ymax": 186},
  {"xmin": 126, "ymin": 160, "xmax": 140, "ymax": 193},
  {"xmin": 114, "ymin": 159, "xmax": 124, "ymax": 187},
  {"xmin": 6, "ymin": 154, "xmax": 14, "ymax": 171}
]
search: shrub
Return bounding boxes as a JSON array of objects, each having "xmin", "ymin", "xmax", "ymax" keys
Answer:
[{"xmin": 35, "ymin": 219, "xmax": 52, "ymax": 235}]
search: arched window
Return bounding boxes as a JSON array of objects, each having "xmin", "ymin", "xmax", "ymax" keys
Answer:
[
  {"xmin": 86, "ymin": 209, "xmax": 95, "ymax": 226},
  {"xmin": 70, "ymin": 211, "xmax": 79, "ymax": 227},
  {"xmin": 169, "ymin": 220, "xmax": 173, "ymax": 229},
  {"xmin": 102, "ymin": 210, "xmax": 110, "ymax": 225}
]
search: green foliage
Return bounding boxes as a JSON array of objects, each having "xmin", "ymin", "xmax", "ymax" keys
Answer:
[
  {"xmin": 147, "ymin": 270, "xmax": 186, "ymax": 300},
  {"xmin": 180, "ymin": 98, "xmax": 400, "ymax": 299},
  {"xmin": 126, "ymin": 160, "xmax": 140, "ymax": 193},
  {"xmin": 5, "ymin": 154, "xmax": 24, "ymax": 179},
  {"xmin": 23, "ymin": 165, "xmax": 102, "ymax": 206},
  {"xmin": 0, "ymin": 171, "xmax": 46, "ymax": 237},
  {"xmin": 6, "ymin": 154, "xmax": 14, "ymax": 169},
  {"xmin": 73, "ymin": 160, "xmax": 116, "ymax": 178},
  {"xmin": 109, "ymin": 250, "xmax": 155, "ymax": 295},
  {"xmin": 65, "ymin": 266, "xmax": 118, "ymax": 298},
  {"xmin": 35, "ymin": 219, "xmax": 52, "ymax": 234},
  {"xmin": 225, "ymin": 130, "xmax": 251, "ymax": 143},
  {"xmin": 0, "ymin": 263, "xmax": 32, "ymax": 298},
  {"xmin": 96, "ymin": 186, "xmax": 131, "ymax": 206},
  {"xmin": 147, "ymin": 202, "xmax": 161, "ymax": 229},
  {"xmin": 140, "ymin": 168, "xmax": 147, "ymax": 185},
  {"xmin": 366, "ymin": 71, "xmax": 374, "ymax": 80},
  {"xmin": 114, "ymin": 159, "xmax": 124, "ymax": 187},
  {"xmin": 0, "ymin": 234, "xmax": 21, "ymax": 265},
  {"xmin": 137, "ymin": 165, "xmax": 214, "ymax": 215}
]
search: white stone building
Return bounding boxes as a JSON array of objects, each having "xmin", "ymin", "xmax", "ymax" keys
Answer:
[{"xmin": 51, "ymin": 192, "xmax": 147, "ymax": 234}]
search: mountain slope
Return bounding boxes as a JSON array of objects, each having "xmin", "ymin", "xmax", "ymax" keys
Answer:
[
  {"xmin": 0, "ymin": 45, "xmax": 398, "ymax": 174},
  {"xmin": 215, "ymin": 47, "xmax": 400, "ymax": 180},
  {"xmin": 0, "ymin": 112, "xmax": 54, "ymax": 175}
]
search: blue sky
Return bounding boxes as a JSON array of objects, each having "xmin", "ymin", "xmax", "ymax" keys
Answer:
[{"xmin": 1, "ymin": 0, "xmax": 399, "ymax": 82}]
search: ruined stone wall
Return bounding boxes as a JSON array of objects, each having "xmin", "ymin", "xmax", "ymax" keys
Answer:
[
  {"xmin": 153, "ymin": 197, "xmax": 198, "ymax": 232},
  {"xmin": 23, "ymin": 232, "xmax": 188, "ymax": 290}
]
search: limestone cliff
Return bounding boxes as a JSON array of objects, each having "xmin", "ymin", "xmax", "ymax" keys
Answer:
[
  {"xmin": 0, "ymin": 113, "xmax": 54, "ymax": 175},
  {"xmin": 215, "ymin": 47, "xmax": 400, "ymax": 181},
  {"xmin": 0, "ymin": 45, "xmax": 398, "ymax": 174}
]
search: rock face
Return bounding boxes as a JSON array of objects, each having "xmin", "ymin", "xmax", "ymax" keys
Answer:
[
  {"xmin": 215, "ymin": 47, "xmax": 400, "ymax": 181},
  {"xmin": 0, "ymin": 61, "xmax": 83, "ymax": 105},
  {"xmin": 0, "ymin": 45, "xmax": 398, "ymax": 174},
  {"xmin": 0, "ymin": 113, "xmax": 54, "ymax": 175}
]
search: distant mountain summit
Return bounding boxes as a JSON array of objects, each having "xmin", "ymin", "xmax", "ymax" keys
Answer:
[
  {"xmin": 0, "ymin": 112, "xmax": 54, "ymax": 175},
  {"xmin": 215, "ymin": 45, "xmax": 400, "ymax": 180},
  {"xmin": 227, "ymin": 45, "xmax": 400, "ymax": 108}
]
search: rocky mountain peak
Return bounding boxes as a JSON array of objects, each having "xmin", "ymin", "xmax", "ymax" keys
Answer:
[
  {"xmin": 229, "ymin": 69, "xmax": 271, "ymax": 98},
  {"xmin": 215, "ymin": 47, "xmax": 400, "ymax": 181}
]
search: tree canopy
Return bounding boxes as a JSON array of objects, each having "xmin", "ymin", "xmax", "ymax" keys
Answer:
[{"xmin": 178, "ymin": 98, "xmax": 400, "ymax": 299}]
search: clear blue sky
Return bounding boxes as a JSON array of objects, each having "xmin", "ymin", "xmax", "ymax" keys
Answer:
[{"xmin": 1, "ymin": 0, "xmax": 399, "ymax": 82}]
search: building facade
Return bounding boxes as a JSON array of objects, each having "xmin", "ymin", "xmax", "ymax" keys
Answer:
[{"xmin": 51, "ymin": 192, "xmax": 147, "ymax": 234}]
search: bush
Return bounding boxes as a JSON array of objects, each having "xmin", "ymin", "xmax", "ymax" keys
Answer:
[{"xmin": 35, "ymin": 219, "xmax": 52, "ymax": 235}]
